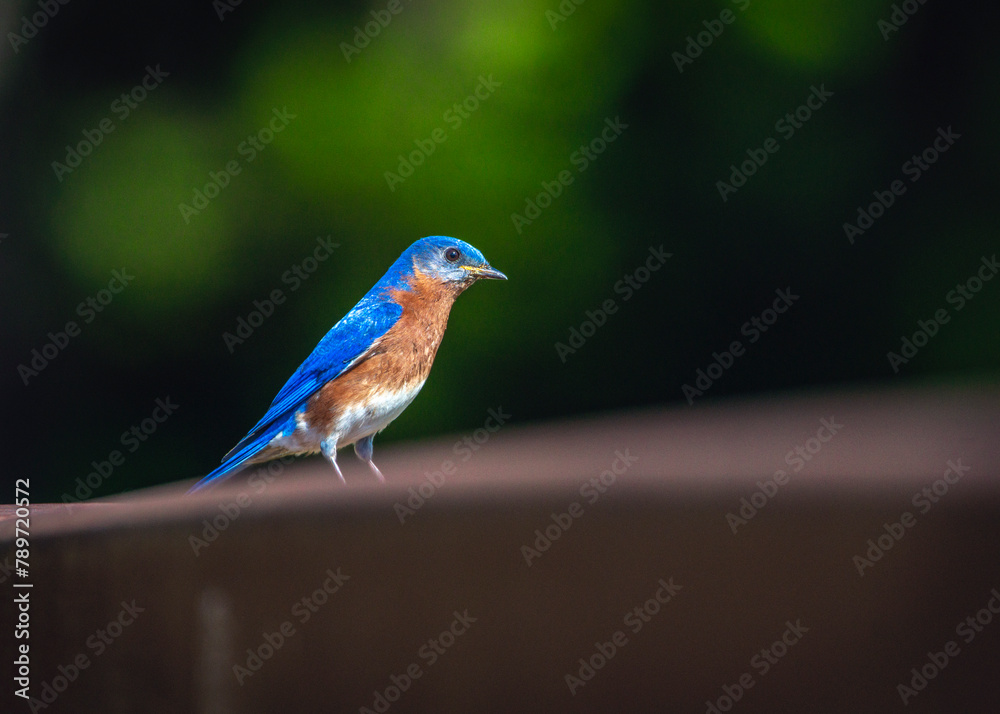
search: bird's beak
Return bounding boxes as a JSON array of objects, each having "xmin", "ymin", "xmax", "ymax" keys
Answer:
[{"xmin": 462, "ymin": 264, "xmax": 508, "ymax": 281}]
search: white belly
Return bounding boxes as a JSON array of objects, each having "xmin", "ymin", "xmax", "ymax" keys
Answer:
[
  {"xmin": 333, "ymin": 380, "xmax": 427, "ymax": 447},
  {"xmin": 267, "ymin": 380, "xmax": 426, "ymax": 455}
]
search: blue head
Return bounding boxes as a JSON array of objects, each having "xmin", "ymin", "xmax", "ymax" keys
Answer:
[{"xmin": 399, "ymin": 236, "xmax": 507, "ymax": 286}]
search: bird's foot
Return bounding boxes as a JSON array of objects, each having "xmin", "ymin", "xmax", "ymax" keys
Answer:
[
  {"xmin": 332, "ymin": 460, "xmax": 346, "ymax": 484},
  {"xmin": 321, "ymin": 437, "xmax": 347, "ymax": 484}
]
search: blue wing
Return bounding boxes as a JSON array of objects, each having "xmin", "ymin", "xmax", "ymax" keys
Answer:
[{"xmin": 188, "ymin": 293, "xmax": 403, "ymax": 492}]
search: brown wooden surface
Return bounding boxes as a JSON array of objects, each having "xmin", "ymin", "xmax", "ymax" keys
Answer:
[{"xmin": 3, "ymin": 384, "xmax": 1000, "ymax": 713}]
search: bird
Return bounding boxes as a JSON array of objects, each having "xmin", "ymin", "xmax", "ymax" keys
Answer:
[{"xmin": 188, "ymin": 236, "xmax": 506, "ymax": 493}]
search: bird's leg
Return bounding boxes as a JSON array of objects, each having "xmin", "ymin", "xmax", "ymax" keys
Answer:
[
  {"xmin": 320, "ymin": 436, "xmax": 346, "ymax": 484},
  {"xmin": 354, "ymin": 435, "xmax": 386, "ymax": 483}
]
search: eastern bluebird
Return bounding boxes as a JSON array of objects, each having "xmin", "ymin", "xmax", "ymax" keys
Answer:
[{"xmin": 189, "ymin": 236, "xmax": 506, "ymax": 492}]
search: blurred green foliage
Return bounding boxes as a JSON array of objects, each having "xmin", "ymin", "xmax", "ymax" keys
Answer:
[{"xmin": 1, "ymin": 0, "xmax": 997, "ymax": 500}]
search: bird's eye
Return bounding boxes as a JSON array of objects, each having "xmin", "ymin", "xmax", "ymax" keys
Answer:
[{"xmin": 444, "ymin": 247, "xmax": 461, "ymax": 263}]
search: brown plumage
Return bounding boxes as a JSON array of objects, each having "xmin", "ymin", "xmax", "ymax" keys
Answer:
[{"xmin": 305, "ymin": 265, "xmax": 468, "ymax": 441}]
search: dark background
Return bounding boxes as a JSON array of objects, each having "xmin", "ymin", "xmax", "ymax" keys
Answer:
[{"xmin": 1, "ymin": 0, "xmax": 997, "ymax": 502}]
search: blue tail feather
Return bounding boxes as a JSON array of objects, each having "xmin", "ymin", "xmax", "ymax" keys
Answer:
[{"xmin": 187, "ymin": 430, "xmax": 275, "ymax": 493}]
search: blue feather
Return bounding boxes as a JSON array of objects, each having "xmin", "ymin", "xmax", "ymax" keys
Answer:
[{"xmin": 187, "ymin": 259, "xmax": 411, "ymax": 493}]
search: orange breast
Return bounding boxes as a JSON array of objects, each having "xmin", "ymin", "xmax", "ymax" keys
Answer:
[{"xmin": 304, "ymin": 266, "xmax": 464, "ymax": 439}]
